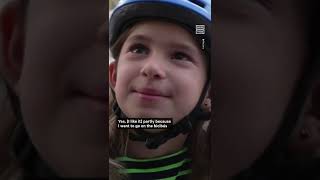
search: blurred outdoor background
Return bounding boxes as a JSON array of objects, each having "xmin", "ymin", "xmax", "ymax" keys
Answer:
[
  {"xmin": 109, "ymin": 0, "xmax": 119, "ymax": 10},
  {"xmin": 109, "ymin": 0, "xmax": 119, "ymax": 63}
]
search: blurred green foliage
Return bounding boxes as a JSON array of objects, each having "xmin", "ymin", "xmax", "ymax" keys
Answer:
[{"xmin": 109, "ymin": 0, "xmax": 119, "ymax": 10}]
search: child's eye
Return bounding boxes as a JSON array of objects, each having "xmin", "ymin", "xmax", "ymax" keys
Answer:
[
  {"xmin": 128, "ymin": 44, "xmax": 149, "ymax": 55},
  {"xmin": 171, "ymin": 52, "xmax": 192, "ymax": 61}
]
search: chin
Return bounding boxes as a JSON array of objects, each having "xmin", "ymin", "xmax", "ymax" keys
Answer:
[{"xmin": 131, "ymin": 110, "xmax": 164, "ymax": 119}]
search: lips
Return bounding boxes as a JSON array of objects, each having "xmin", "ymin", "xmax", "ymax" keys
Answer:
[{"xmin": 133, "ymin": 88, "xmax": 170, "ymax": 98}]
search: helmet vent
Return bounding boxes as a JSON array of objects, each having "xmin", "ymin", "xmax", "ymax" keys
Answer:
[{"xmin": 188, "ymin": 0, "xmax": 205, "ymax": 8}]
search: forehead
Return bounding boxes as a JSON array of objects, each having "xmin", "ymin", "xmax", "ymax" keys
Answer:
[
  {"xmin": 131, "ymin": 20, "xmax": 187, "ymax": 32},
  {"xmin": 125, "ymin": 20, "xmax": 200, "ymax": 49},
  {"xmin": 128, "ymin": 20, "xmax": 193, "ymax": 39}
]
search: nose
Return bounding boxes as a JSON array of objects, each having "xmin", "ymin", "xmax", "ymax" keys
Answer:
[{"xmin": 140, "ymin": 53, "xmax": 166, "ymax": 79}]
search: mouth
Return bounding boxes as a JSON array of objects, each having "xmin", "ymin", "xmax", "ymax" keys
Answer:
[
  {"xmin": 130, "ymin": 87, "xmax": 171, "ymax": 102},
  {"xmin": 133, "ymin": 88, "xmax": 170, "ymax": 98}
]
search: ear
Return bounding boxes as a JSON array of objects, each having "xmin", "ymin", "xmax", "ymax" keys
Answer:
[
  {"xmin": 0, "ymin": 1, "xmax": 25, "ymax": 95},
  {"xmin": 109, "ymin": 62, "xmax": 117, "ymax": 90}
]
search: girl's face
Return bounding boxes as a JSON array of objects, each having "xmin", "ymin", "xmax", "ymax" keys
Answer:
[
  {"xmin": 1, "ymin": 0, "xmax": 107, "ymax": 177},
  {"xmin": 110, "ymin": 21, "xmax": 207, "ymax": 123}
]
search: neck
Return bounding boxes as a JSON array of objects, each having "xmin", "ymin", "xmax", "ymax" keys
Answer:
[{"xmin": 126, "ymin": 133, "xmax": 189, "ymax": 159}]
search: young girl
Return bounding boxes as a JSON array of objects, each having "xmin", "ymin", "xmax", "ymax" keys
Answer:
[
  {"xmin": 108, "ymin": 0, "xmax": 212, "ymax": 179},
  {"xmin": 0, "ymin": 0, "xmax": 107, "ymax": 178}
]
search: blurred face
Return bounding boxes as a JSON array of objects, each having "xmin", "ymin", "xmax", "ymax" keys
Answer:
[
  {"xmin": 213, "ymin": 0, "xmax": 307, "ymax": 178},
  {"xmin": 17, "ymin": 0, "xmax": 107, "ymax": 177},
  {"xmin": 110, "ymin": 21, "xmax": 207, "ymax": 124}
]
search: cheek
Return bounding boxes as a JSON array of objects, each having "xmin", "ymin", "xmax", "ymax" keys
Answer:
[
  {"xmin": 114, "ymin": 64, "xmax": 135, "ymax": 98},
  {"xmin": 173, "ymin": 74, "xmax": 204, "ymax": 108}
]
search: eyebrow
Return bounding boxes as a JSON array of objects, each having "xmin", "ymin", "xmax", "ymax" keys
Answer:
[
  {"xmin": 126, "ymin": 34, "xmax": 153, "ymax": 43},
  {"xmin": 169, "ymin": 42, "xmax": 199, "ymax": 55},
  {"xmin": 126, "ymin": 34, "xmax": 200, "ymax": 55}
]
